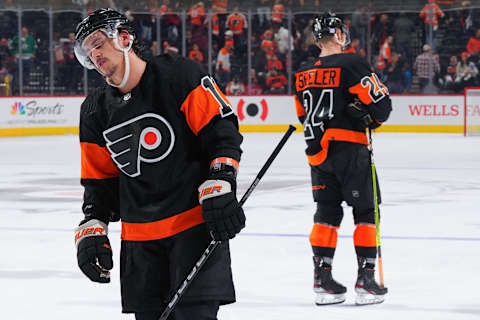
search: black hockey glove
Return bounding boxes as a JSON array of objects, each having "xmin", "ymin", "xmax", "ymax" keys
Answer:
[
  {"xmin": 199, "ymin": 161, "xmax": 246, "ymax": 241},
  {"xmin": 74, "ymin": 219, "xmax": 113, "ymax": 283},
  {"xmin": 346, "ymin": 98, "xmax": 377, "ymax": 129}
]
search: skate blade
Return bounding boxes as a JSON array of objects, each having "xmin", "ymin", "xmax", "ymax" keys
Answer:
[
  {"xmin": 355, "ymin": 291, "xmax": 385, "ymax": 305},
  {"xmin": 315, "ymin": 292, "xmax": 346, "ymax": 305}
]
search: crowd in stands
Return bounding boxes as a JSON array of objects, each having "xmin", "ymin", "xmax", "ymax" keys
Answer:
[{"xmin": 0, "ymin": 0, "xmax": 479, "ymax": 95}]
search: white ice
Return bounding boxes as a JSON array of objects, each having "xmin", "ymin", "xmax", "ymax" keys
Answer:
[{"xmin": 0, "ymin": 132, "xmax": 479, "ymax": 320}]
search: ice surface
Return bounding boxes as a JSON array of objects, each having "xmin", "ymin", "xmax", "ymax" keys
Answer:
[{"xmin": 0, "ymin": 132, "xmax": 479, "ymax": 319}]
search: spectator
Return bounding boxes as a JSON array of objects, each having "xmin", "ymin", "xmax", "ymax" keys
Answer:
[
  {"xmin": 163, "ymin": 40, "xmax": 179, "ymax": 54},
  {"xmin": 0, "ymin": 62, "xmax": 12, "ymax": 95},
  {"xmin": 272, "ymin": 22, "xmax": 293, "ymax": 60},
  {"xmin": 419, "ymin": 0, "xmax": 445, "ymax": 51},
  {"xmin": 466, "ymin": 28, "xmax": 480, "ymax": 57},
  {"xmin": 188, "ymin": 43, "xmax": 204, "ymax": 64},
  {"xmin": 162, "ymin": 1, "xmax": 181, "ymax": 46},
  {"xmin": 226, "ymin": 75, "xmax": 246, "ymax": 95},
  {"xmin": 386, "ymin": 52, "xmax": 406, "ymax": 93},
  {"xmin": 265, "ymin": 67, "xmax": 287, "ymax": 94},
  {"xmin": 226, "ymin": 6, "xmax": 247, "ymax": 55},
  {"xmin": 267, "ymin": 54, "xmax": 283, "ymax": 72},
  {"xmin": 376, "ymin": 35, "xmax": 393, "ymax": 81},
  {"xmin": 272, "ymin": 0, "xmax": 285, "ymax": 25},
  {"xmin": 10, "ymin": 26, "xmax": 37, "ymax": 87},
  {"xmin": 403, "ymin": 63, "xmax": 412, "ymax": 92},
  {"xmin": 261, "ymin": 29, "xmax": 276, "ymax": 57},
  {"xmin": 414, "ymin": 44, "xmax": 440, "ymax": 93},
  {"xmin": 64, "ymin": 32, "xmax": 81, "ymax": 94},
  {"xmin": 351, "ymin": 6, "xmax": 369, "ymax": 49},
  {"xmin": 188, "ymin": 2, "xmax": 206, "ymax": 28},
  {"xmin": 393, "ymin": 12, "xmax": 415, "ymax": 66},
  {"xmin": 438, "ymin": 54, "xmax": 458, "ymax": 92},
  {"xmin": 257, "ymin": 0, "xmax": 271, "ymax": 29},
  {"xmin": 344, "ymin": 38, "xmax": 360, "ymax": 54},
  {"xmin": 372, "ymin": 14, "xmax": 391, "ymax": 56},
  {"xmin": 454, "ymin": 51, "xmax": 479, "ymax": 91},
  {"xmin": 216, "ymin": 39, "xmax": 233, "ymax": 89},
  {"xmin": 0, "ymin": 37, "xmax": 12, "ymax": 72},
  {"xmin": 208, "ymin": 7, "xmax": 221, "ymax": 46}
]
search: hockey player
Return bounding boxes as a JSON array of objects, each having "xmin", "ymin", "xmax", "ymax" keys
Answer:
[
  {"xmin": 294, "ymin": 12, "xmax": 392, "ymax": 306},
  {"xmin": 73, "ymin": 8, "xmax": 245, "ymax": 320}
]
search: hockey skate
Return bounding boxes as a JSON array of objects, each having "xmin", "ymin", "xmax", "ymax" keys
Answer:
[
  {"xmin": 313, "ymin": 256, "xmax": 347, "ymax": 305},
  {"xmin": 355, "ymin": 258, "xmax": 388, "ymax": 305}
]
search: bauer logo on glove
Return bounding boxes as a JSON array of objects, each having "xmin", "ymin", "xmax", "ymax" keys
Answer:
[{"xmin": 198, "ymin": 180, "xmax": 232, "ymax": 204}]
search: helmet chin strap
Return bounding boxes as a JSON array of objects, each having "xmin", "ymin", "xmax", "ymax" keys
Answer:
[
  {"xmin": 106, "ymin": 35, "xmax": 133, "ymax": 89},
  {"xmin": 334, "ymin": 33, "xmax": 346, "ymax": 49}
]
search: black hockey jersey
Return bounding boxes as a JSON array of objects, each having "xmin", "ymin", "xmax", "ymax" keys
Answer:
[
  {"xmin": 294, "ymin": 53, "xmax": 392, "ymax": 166},
  {"xmin": 79, "ymin": 54, "xmax": 243, "ymax": 241}
]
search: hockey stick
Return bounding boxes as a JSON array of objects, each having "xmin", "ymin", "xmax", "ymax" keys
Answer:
[
  {"xmin": 159, "ymin": 125, "xmax": 297, "ymax": 320},
  {"xmin": 367, "ymin": 127, "xmax": 385, "ymax": 288}
]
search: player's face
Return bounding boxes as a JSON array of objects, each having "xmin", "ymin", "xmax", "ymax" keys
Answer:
[{"xmin": 83, "ymin": 31, "xmax": 121, "ymax": 77}]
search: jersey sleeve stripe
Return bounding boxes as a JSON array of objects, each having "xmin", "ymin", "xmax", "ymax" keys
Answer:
[
  {"xmin": 309, "ymin": 223, "xmax": 339, "ymax": 248},
  {"xmin": 211, "ymin": 157, "xmax": 239, "ymax": 170},
  {"xmin": 354, "ymin": 224, "xmax": 377, "ymax": 247},
  {"xmin": 180, "ymin": 83, "xmax": 225, "ymax": 135},
  {"xmin": 121, "ymin": 205, "xmax": 204, "ymax": 241},
  {"xmin": 294, "ymin": 94, "xmax": 306, "ymax": 117},
  {"xmin": 80, "ymin": 142, "xmax": 119, "ymax": 179},
  {"xmin": 307, "ymin": 129, "xmax": 368, "ymax": 166},
  {"xmin": 348, "ymin": 81, "xmax": 374, "ymax": 105}
]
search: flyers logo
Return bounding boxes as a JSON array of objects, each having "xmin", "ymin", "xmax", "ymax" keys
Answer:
[
  {"xmin": 103, "ymin": 113, "xmax": 175, "ymax": 178},
  {"xmin": 236, "ymin": 98, "xmax": 268, "ymax": 121}
]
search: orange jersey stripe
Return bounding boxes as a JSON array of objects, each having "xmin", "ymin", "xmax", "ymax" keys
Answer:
[
  {"xmin": 310, "ymin": 223, "xmax": 339, "ymax": 248},
  {"xmin": 354, "ymin": 224, "xmax": 377, "ymax": 247},
  {"xmin": 180, "ymin": 82, "xmax": 230, "ymax": 135},
  {"xmin": 211, "ymin": 157, "xmax": 239, "ymax": 170},
  {"xmin": 307, "ymin": 129, "xmax": 368, "ymax": 166},
  {"xmin": 296, "ymin": 68, "xmax": 341, "ymax": 91},
  {"xmin": 294, "ymin": 94, "xmax": 306, "ymax": 118},
  {"xmin": 121, "ymin": 205, "xmax": 204, "ymax": 241},
  {"xmin": 80, "ymin": 142, "xmax": 119, "ymax": 179}
]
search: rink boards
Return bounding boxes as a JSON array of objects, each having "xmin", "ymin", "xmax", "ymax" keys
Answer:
[{"xmin": 0, "ymin": 94, "xmax": 473, "ymax": 136}]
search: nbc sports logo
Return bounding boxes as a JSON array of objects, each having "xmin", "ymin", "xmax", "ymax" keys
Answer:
[{"xmin": 10, "ymin": 102, "xmax": 25, "ymax": 115}]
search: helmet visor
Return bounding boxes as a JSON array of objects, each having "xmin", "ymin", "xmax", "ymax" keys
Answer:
[{"xmin": 74, "ymin": 30, "xmax": 109, "ymax": 69}]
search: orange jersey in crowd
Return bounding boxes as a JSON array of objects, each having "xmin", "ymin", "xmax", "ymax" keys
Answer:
[
  {"xmin": 226, "ymin": 13, "xmax": 247, "ymax": 35},
  {"xmin": 467, "ymin": 37, "xmax": 480, "ymax": 54},
  {"xmin": 267, "ymin": 58, "xmax": 283, "ymax": 71},
  {"xmin": 212, "ymin": 0, "xmax": 228, "ymax": 14},
  {"xmin": 188, "ymin": 6, "xmax": 205, "ymax": 26},
  {"xmin": 272, "ymin": 4, "xmax": 284, "ymax": 24},
  {"xmin": 211, "ymin": 14, "xmax": 220, "ymax": 36},
  {"xmin": 261, "ymin": 39, "xmax": 276, "ymax": 56},
  {"xmin": 419, "ymin": 3, "xmax": 444, "ymax": 26},
  {"xmin": 266, "ymin": 74, "xmax": 287, "ymax": 89},
  {"xmin": 376, "ymin": 41, "xmax": 391, "ymax": 69},
  {"xmin": 188, "ymin": 49, "xmax": 204, "ymax": 63}
]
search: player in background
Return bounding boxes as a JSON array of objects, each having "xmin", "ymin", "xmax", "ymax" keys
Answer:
[
  {"xmin": 294, "ymin": 12, "xmax": 392, "ymax": 306},
  {"xmin": 73, "ymin": 8, "xmax": 245, "ymax": 320}
]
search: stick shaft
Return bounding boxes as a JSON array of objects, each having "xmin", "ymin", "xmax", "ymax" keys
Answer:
[
  {"xmin": 159, "ymin": 125, "xmax": 297, "ymax": 320},
  {"xmin": 368, "ymin": 128, "xmax": 385, "ymax": 288}
]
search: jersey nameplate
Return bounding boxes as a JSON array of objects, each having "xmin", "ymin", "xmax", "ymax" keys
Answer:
[{"xmin": 296, "ymin": 68, "xmax": 341, "ymax": 91}]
